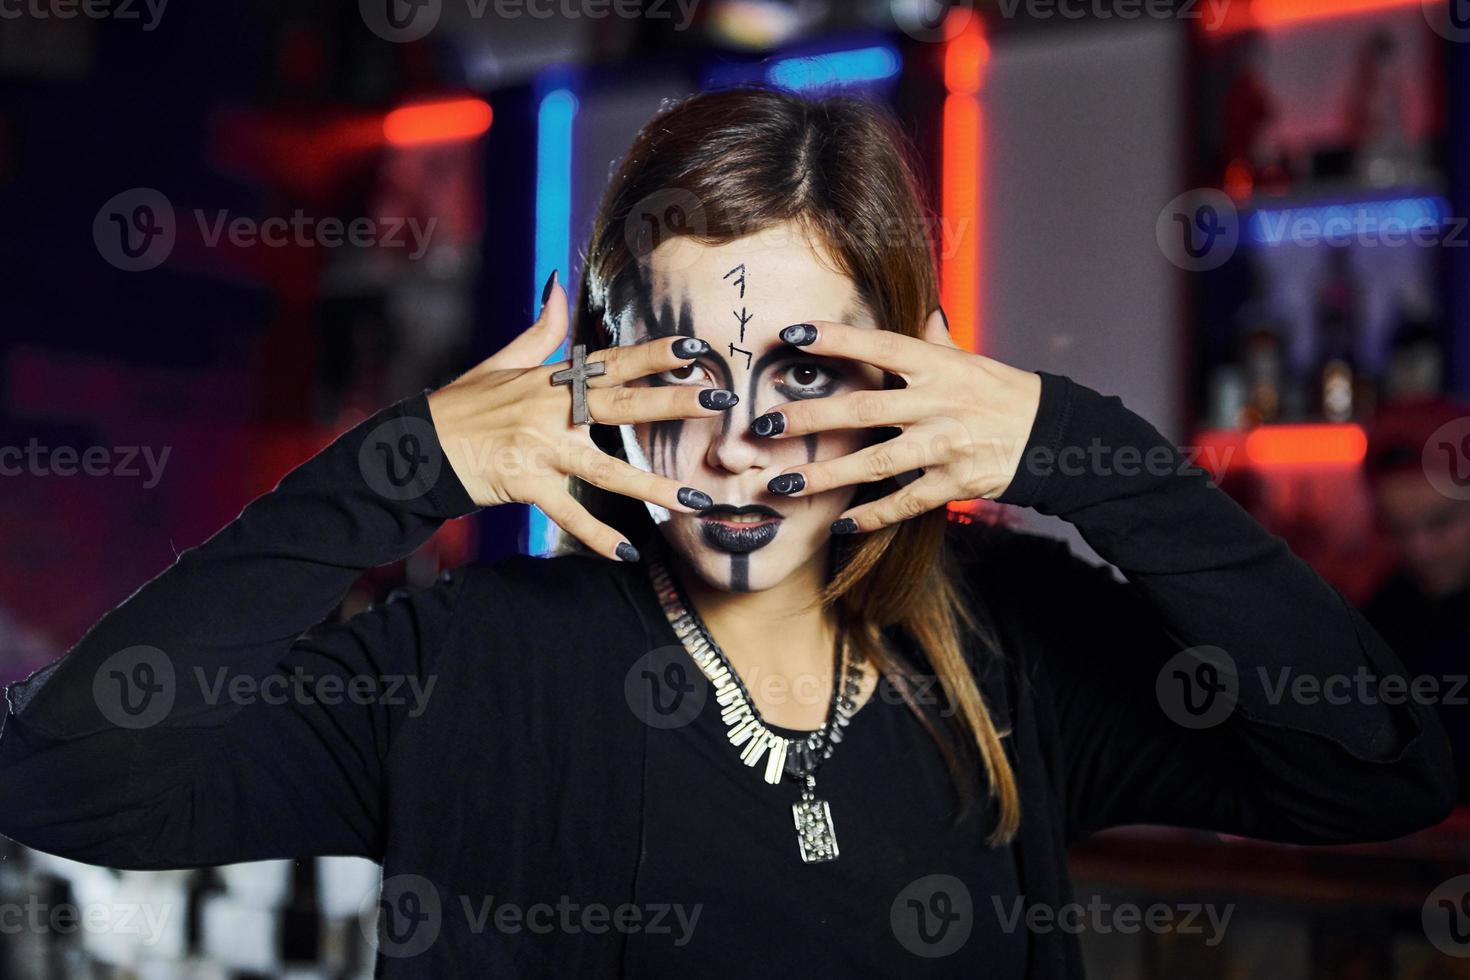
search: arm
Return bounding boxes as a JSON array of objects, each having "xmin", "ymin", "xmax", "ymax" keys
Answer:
[
  {"xmin": 0, "ymin": 392, "xmax": 478, "ymax": 868},
  {"xmin": 994, "ymin": 372, "xmax": 1456, "ymax": 844}
]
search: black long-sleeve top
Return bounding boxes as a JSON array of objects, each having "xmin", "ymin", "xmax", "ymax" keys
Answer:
[{"xmin": 0, "ymin": 372, "xmax": 1453, "ymax": 978}]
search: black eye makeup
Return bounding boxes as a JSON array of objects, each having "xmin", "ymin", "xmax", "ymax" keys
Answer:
[
  {"xmin": 653, "ymin": 355, "xmax": 845, "ymax": 400},
  {"xmin": 773, "ymin": 357, "xmax": 845, "ymax": 400}
]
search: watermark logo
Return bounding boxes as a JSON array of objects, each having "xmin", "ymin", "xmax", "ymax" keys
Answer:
[
  {"xmin": 0, "ymin": 0, "xmax": 168, "ymax": 31},
  {"xmin": 360, "ymin": 0, "xmax": 441, "ymax": 42},
  {"xmin": 625, "ymin": 645, "xmax": 706, "ymax": 730},
  {"xmin": 362, "ymin": 874, "xmax": 443, "ymax": 959},
  {"xmin": 625, "ymin": 188, "xmax": 708, "ymax": 271},
  {"xmin": 995, "ymin": 896, "xmax": 1233, "ymax": 945},
  {"xmin": 1156, "ymin": 188, "xmax": 1239, "ymax": 272},
  {"xmin": 1424, "ymin": 0, "xmax": 1470, "ymax": 44},
  {"xmin": 1425, "ymin": 875, "xmax": 1470, "ymax": 956},
  {"xmin": 93, "ymin": 645, "xmax": 176, "ymax": 730},
  {"xmin": 359, "ymin": 415, "xmax": 444, "ymax": 502},
  {"xmin": 93, "ymin": 188, "xmax": 175, "ymax": 272},
  {"xmin": 1156, "ymin": 646, "xmax": 1238, "ymax": 730},
  {"xmin": 892, "ymin": 0, "xmax": 975, "ymax": 42},
  {"xmin": 891, "ymin": 874, "xmax": 973, "ymax": 957},
  {"xmin": 1424, "ymin": 417, "xmax": 1470, "ymax": 501}
]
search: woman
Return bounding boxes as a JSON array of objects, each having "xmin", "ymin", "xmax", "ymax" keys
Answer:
[{"xmin": 0, "ymin": 88, "xmax": 1453, "ymax": 978}]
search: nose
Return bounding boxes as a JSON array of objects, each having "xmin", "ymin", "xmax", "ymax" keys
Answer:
[{"xmin": 705, "ymin": 410, "xmax": 768, "ymax": 475}]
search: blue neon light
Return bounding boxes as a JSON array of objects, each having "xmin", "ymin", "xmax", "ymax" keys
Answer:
[
  {"xmin": 529, "ymin": 86, "xmax": 579, "ymax": 556},
  {"xmin": 766, "ymin": 45, "xmax": 901, "ymax": 91},
  {"xmin": 1247, "ymin": 196, "xmax": 1450, "ymax": 247}
]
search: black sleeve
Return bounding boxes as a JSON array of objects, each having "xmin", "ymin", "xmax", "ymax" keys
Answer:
[
  {"xmin": 993, "ymin": 372, "xmax": 1456, "ymax": 845},
  {"xmin": 0, "ymin": 391, "xmax": 480, "ymax": 869}
]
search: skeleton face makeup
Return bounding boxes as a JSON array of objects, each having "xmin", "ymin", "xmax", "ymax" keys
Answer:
[{"xmin": 614, "ymin": 221, "xmax": 886, "ymax": 593}]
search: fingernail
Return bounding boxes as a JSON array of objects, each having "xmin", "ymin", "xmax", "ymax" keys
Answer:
[
  {"xmin": 615, "ymin": 541, "xmax": 641, "ymax": 562},
  {"xmin": 938, "ymin": 306, "xmax": 950, "ymax": 335},
  {"xmin": 677, "ymin": 487, "xmax": 713, "ymax": 509},
  {"xmin": 673, "ymin": 337, "xmax": 709, "ymax": 359},
  {"xmin": 750, "ymin": 411, "xmax": 785, "ymax": 437},
  {"xmin": 541, "ymin": 269, "xmax": 558, "ymax": 307},
  {"xmin": 768, "ymin": 473, "xmax": 805, "ymax": 495},
  {"xmin": 830, "ymin": 517, "xmax": 859, "ymax": 535},
  {"xmin": 780, "ymin": 323, "xmax": 818, "ymax": 346},
  {"xmin": 698, "ymin": 389, "xmax": 738, "ymax": 410}
]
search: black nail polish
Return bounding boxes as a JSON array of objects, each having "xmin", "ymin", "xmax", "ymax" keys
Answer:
[
  {"xmin": 780, "ymin": 323, "xmax": 818, "ymax": 346},
  {"xmin": 615, "ymin": 541, "xmax": 641, "ymax": 562},
  {"xmin": 673, "ymin": 337, "xmax": 709, "ymax": 359},
  {"xmin": 677, "ymin": 487, "xmax": 713, "ymax": 510},
  {"xmin": 750, "ymin": 412, "xmax": 786, "ymax": 437},
  {"xmin": 699, "ymin": 389, "xmax": 738, "ymax": 410},
  {"xmin": 541, "ymin": 269, "xmax": 558, "ymax": 307},
  {"xmin": 768, "ymin": 473, "xmax": 805, "ymax": 495},
  {"xmin": 830, "ymin": 517, "xmax": 859, "ymax": 535}
]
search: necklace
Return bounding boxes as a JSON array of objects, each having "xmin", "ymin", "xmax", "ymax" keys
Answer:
[{"xmin": 646, "ymin": 550, "xmax": 863, "ymax": 863}]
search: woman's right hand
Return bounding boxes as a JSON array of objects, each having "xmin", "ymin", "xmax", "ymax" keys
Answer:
[{"xmin": 425, "ymin": 273, "xmax": 734, "ymax": 561}]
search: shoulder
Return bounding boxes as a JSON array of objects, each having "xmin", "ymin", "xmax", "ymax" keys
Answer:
[
  {"xmin": 444, "ymin": 549, "xmax": 641, "ymax": 617},
  {"xmin": 942, "ymin": 513, "xmax": 1111, "ymax": 602}
]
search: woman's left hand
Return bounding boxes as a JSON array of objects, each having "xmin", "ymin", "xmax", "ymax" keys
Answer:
[{"xmin": 758, "ymin": 311, "xmax": 1042, "ymax": 532}]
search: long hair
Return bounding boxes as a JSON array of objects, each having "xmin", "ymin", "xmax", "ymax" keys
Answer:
[{"xmin": 554, "ymin": 86, "xmax": 1019, "ymax": 844}]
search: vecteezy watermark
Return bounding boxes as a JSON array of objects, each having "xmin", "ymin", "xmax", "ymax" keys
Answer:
[
  {"xmin": 1423, "ymin": 0, "xmax": 1470, "ymax": 45},
  {"xmin": 92, "ymin": 645, "xmax": 439, "ymax": 730},
  {"xmin": 892, "ymin": 875, "xmax": 974, "ymax": 957},
  {"xmin": 193, "ymin": 666, "xmax": 437, "ymax": 717},
  {"xmin": 0, "ymin": 895, "xmax": 173, "ymax": 945},
  {"xmin": 93, "ymin": 188, "xmax": 438, "ymax": 272},
  {"xmin": 992, "ymin": 895, "xmax": 1235, "ymax": 947},
  {"xmin": 891, "ymin": 0, "xmax": 978, "ymax": 43},
  {"xmin": 1424, "ymin": 417, "xmax": 1470, "ymax": 501},
  {"xmin": 1157, "ymin": 188, "xmax": 1240, "ymax": 272},
  {"xmin": 0, "ymin": 440, "xmax": 170, "ymax": 487},
  {"xmin": 360, "ymin": 875, "xmax": 702, "ymax": 959},
  {"xmin": 1156, "ymin": 646, "xmax": 1239, "ymax": 730},
  {"xmin": 1248, "ymin": 204, "xmax": 1462, "ymax": 249},
  {"xmin": 1004, "ymin": 438, "xmax": 1236, "ymax": 485},
  {"xmin": 1425, "ymin": 875, "xmax": 1470, "ymax": 957},
  {"xmin": 1257, "ymin": 667, "xmax": 1470, "ymax": 708},
  {"xmin": 0, "ymin": 0, "xmax": 168, "ymax": 32},
  {"xmin": 360, "ymin": 415, "xmax": 445, "ymax": 503},
  {"xmin": 360, "ymin": 0, "xmax": 701, "ymax": 44},
  {"xmin": 993, "ymin": 0, "xmax": 1231, "ymax": 32},
  {"xmin": 625, "ymin": 646, "xmax": 962, "ymax": 732}
]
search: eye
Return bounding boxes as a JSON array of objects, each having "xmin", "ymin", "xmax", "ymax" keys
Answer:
[
  {"xmin": 654, "ymin": 362, "xmax": 715, "ymax": 386},
  {"xmin": 774, "ymin": 360, "xmax": 842, "ymax": 399}
]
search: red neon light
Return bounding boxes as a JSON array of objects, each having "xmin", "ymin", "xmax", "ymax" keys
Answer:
[
  {"xmin": 1244, "ymin": 424, "xmax": 1368, "ymax": 466},
  {"xmin": 941, "ymin": 9, "xmax": 986, "ymax": 355},
  {"xmin": 383, "ymin": 99, "xmax": 493, "ymax": 146},
  {"xmin": 1209, "ymin": 0, "xmax": 1430, "ymax": 34}
]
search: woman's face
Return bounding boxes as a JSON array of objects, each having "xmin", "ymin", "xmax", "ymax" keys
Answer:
[{"xmin": 615, "ymin": 221, "xmax": 887, "ymax": 593}]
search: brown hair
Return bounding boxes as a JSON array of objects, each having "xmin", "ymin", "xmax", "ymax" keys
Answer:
[{"xmin": 556, "ymin": 86, "xmax": 1018, "ymax": 844}]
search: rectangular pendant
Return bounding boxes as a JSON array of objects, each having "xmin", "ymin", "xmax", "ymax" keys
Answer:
[{"xmin": 792, "ymin": 798, "xmax": 839, "ymax": 863}]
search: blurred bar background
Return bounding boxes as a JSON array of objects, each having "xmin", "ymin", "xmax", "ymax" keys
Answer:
[{"xmin": 3, "ymin": 0, "xmax": 1470, "ymax": 976}]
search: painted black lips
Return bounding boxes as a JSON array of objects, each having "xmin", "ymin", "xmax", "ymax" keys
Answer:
[{"xmin": 698, "ymin": 503, "xmax": 783, "ymax": 554}]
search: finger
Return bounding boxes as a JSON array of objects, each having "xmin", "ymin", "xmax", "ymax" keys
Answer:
[
  {"xmin": 776, "ymin": 320, "xmax": 942, "ymax": 381},
  {"xmin": 584, "ymin": 334, "xmax": 714, "ymax": 386},
  {"xmin": 536, "ymin": 489, "xmax": 641, "ymax": 562},
  {"xmin": 767, "ymin": 435, "xmax": 936, "ymax": 498},
  {"xmin": 749, "ymin": 388, "xmax": 927, "ymax": 439},
  {"xmin": 485, "ymin": 270, "xmax": 569, "ymax": 372},
  {"xmin": 830, "ymin": 472, "xmax": 955, "ymax": 534},
  {"xmin": 587, "ymin": 383, "xmax": 739, "ymax": 425},
  {"xmin": 564, "ymin": 448, "xmax": 714, "ymax": 515},
  {"xmin": 924, "ymin": 307, "xmax": 960, "ymax": 349}
]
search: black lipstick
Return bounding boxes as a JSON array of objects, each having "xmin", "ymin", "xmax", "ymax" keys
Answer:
[{"xmin": 698, "ymin": 503, "xmax": 783, "ymax": 553}]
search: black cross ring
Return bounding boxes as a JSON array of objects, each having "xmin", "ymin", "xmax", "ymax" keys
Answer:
[{"xmin": 549, "ymin": 344, "xmax": 607, "ymax": 425}]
